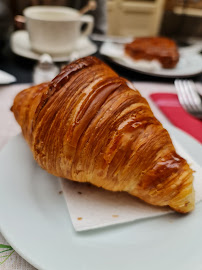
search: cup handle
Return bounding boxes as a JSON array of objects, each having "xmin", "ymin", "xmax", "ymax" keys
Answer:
[{"xmin": 80, "ymin": 15, "xmax": 94, "ymax": 37}]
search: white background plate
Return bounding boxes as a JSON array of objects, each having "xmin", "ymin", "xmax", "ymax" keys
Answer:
[
  {"xmin": 0, "ymin": 124, "xmax": 202, "ymax": 270},
  {"xmin": 100, "ymin": 42, "xmax": 202, "ymax": 78},
  {"xmin": 0, "ymin": 70, "xmax": 16, "ymax": 85},
  {"xmin": 10, "ymin": 30, "xmax": 98, "ymax": 62}
]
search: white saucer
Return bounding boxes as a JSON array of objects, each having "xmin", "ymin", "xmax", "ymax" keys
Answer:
[{"xmin": 10, "ymin": 30, "xmax": 98, "ymax": 62}]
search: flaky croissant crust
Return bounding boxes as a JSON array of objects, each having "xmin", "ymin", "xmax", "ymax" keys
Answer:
[{"xmin": 12, "ymin": 56, "xmax": 194, "ymax": 213}]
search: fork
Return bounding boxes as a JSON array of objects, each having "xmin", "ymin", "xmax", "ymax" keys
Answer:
[{"xmin": 174, "ymin": 79, "xmax": 202, "ymax": 119}]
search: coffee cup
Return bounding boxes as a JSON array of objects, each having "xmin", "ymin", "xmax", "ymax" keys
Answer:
[{"xmin": 23, "ymin": 6, "xmax": 94, "ymax": 55}]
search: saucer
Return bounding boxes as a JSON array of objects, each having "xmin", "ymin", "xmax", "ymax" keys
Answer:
[{"xmin": 10, "ymin": 30, "xmax": 98, "ymax": 62}]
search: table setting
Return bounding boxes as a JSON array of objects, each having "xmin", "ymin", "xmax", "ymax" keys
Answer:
[{"xmin": 0, "ymin": 2, "xmax": 202, "ymax": 270}]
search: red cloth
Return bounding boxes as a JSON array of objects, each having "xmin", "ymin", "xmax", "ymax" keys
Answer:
[{"xmin": 150, "ymin": 93, "xmax": 202, "ymax": 144}]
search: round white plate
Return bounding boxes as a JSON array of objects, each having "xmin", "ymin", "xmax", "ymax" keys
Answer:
[
  {"xmin": 0, "ymin": 125, "xmax": 202, "ymax": 270},
  {"xmin": 0, "ymin": 70, "xmax": 16, "ymax": 85},
  {"xmin": 10, "ymin": 30, "xmax": 98, "ymax": 62},
  {"xmin": 100, "ymin": 42, "xmax": 202, "ymax": 78}
]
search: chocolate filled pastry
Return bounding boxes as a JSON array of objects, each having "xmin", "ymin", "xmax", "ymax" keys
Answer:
[
  {"xmin": 125, "ymin": 37, "xmax": 179, "ymax": 69},
  {"xmin": 11, "ymin": 56, "xmax": 194, "ymax": 213}
]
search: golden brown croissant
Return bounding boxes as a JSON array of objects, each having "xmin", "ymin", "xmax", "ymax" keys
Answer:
[{"xmin": 11, "ymin": 56, "xmax": 194, "ymax": 213}]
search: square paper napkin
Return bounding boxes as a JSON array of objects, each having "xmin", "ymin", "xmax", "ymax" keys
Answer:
[{"xmin": 61, "ymin": 140, "xmax": 202, "ymax": 231}]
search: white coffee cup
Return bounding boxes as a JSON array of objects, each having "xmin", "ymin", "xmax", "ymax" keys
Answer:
[{"xmin": 23, "ymin": 6, "xmax": 94, "ymax": 54}]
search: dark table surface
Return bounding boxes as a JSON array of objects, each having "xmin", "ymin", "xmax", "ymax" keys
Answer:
[{"xmin": 0, "ymin": 40, "xmax": 202, "ymax": 84}]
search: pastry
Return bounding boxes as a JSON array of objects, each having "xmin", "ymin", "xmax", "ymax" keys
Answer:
[
  {"xmin": 125, "ymin": 37, "xmax": 179, "ymax": 69},
  {"xmin": 11, "ymin": 56, "xmax": 194, "ymax": 213}
]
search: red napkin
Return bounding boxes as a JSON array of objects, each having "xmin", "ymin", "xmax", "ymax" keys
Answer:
[{"xmin": 150, "ymin": 93, "xmax": 202, "ymax": 143}]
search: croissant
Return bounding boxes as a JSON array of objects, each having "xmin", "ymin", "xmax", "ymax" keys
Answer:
[{"xmin": 11, "ymin": 56, "xmax": 194, "ymax": 213}]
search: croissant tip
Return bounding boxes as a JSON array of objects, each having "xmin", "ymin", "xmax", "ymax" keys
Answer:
[
  {"xmin": 170, "ymin": 202, "xmax": 195, "ymax": 214},
  {"xmin": 169, "ymin": 185, "xmax": 195, "ymax": 214}
]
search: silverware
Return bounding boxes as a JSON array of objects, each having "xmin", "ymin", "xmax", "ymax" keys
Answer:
[{"xmin": 174, "ymin": 79, "xmax": 202, "ymax": 119}]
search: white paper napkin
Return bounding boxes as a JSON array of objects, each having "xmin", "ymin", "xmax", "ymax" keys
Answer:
[
  {"xmin": 100, "ymin": 42, "xmax": 162, "ymax": 71},
  {"xmin": 0, "ymin": 70, "xmax": 16, "ymax": 84},
  {"xmin": 61, "ymin": 140, "xmax": 202, "ymax": 231}
]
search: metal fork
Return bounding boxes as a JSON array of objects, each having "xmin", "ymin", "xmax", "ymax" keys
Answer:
[{"xmin": 174, "ymin": 79, "xmax": 202, "ymax": 119}]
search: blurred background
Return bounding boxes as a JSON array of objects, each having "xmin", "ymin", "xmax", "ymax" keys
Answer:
[
  {"xmin": 0, "ymin": 0, "xmax": 202, "ymax": 84},
  {"xmin": 1, "ymin": 0, "xmax": 202, "ymax": 47},
  {"xmin": 3, "ymin": 1, "xmax": 202, "ymax": 35}
]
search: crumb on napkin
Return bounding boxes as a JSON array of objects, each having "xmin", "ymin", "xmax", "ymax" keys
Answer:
[{"xmin": 112, "ymin": 215, "xmax": 119, "ymax": 218}]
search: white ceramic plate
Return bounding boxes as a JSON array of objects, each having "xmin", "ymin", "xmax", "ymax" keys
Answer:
[
  {"xmin": 10, "ymin": 30, "xmax": 98, "ymax": 62},
  {"xmin": 100, "ymin": 42, "xmax": 202, "ymax": 78},
  {"xmin": 0, "ymin": 70, "xmax": 16, "ymax": 85},
  {"xmin": 0, "ymin": 125, "xmax": 202, "ymax": 270}
]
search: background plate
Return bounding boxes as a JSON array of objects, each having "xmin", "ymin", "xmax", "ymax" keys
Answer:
[
  {"xmin": 100, "ymin": 42, "xmax": 202, "ymax": 78},
  {"xmin": 0, "ymin": 124, "xmax": 202, "ymax": 270},
  {"xmin": 105, "ymin": 55, "xmax": 202, "ymax": 78}
]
